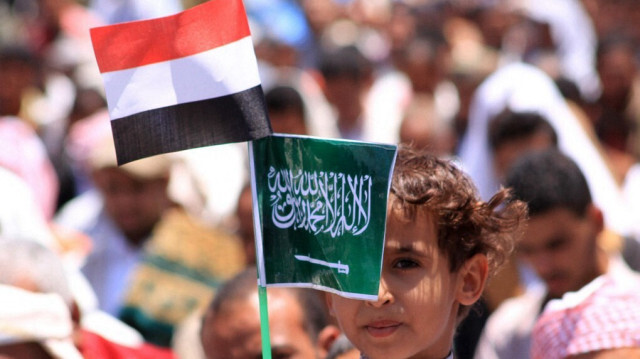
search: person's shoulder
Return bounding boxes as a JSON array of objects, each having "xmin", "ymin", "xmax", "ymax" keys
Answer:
[
  {"xmin": 483, "ymin": 285, "xmax": 546, "ymax": 336},
  {"xmin": 55, "ymin": 190, "xmax": 124, "ymax": 252},
  {"xmin": 475, "ymin": 287, "xmax": 545, "ymax": 359},
  {"xmin": 607, "ymin": 252, "xmax": 640, "ymax": 284}
]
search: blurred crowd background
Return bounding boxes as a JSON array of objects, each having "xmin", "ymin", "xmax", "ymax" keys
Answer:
[{"xmin": 2, "ymin": 0, "xmax": 640, "ymax": 358}]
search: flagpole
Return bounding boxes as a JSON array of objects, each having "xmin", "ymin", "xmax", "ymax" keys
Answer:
[
  {"xmin": 248, "ymin": 141, "xmax": 272, "ymax": 359},
  {"xmin": 257, "ymin": 284, "xmax": 271, "ymax": 358}
]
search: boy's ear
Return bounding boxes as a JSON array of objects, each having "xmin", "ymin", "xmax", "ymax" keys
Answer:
[{"xmin": 456, "ymin": 253, "xmax": 489, "ymax": 306}]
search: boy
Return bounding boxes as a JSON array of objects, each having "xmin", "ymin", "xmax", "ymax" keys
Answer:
[{"xmin": 326, "ymin": 146, "xmax": 527, "ymax": 359}]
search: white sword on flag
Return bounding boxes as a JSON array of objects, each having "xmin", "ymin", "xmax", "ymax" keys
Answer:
[{"xmin": 294, "ymin": 254, "xmax": 350, "ymax": 274}]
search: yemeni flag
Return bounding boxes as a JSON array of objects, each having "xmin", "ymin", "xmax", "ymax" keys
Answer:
[
  {"xmin": 250, "ymin": 134, "xmax": 398, "ymax": 300},
  {"xmin": 90, "ymin": 0, "xmax": 272, "ymax": 165}
]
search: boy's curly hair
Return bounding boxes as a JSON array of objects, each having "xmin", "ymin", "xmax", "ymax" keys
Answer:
[{"xmin": 389, "ymin": 145, "xmax": 528, "ymax": 278}]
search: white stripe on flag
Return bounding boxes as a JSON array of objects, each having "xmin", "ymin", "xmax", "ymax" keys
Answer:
[{"xmin": 102, "ymin": 36, "xmax": 261, "ymax": 120}]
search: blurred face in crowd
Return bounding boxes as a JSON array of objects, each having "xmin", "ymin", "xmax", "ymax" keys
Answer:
[
  {"xmin": 323, "ymin": 76, "xmax": 365, "ymax": 129},
  {"xmin": 400, "ymin": 40, "xmax": 442, "ymax": 94},
  {"xmin": 598, "ymin": 44, "xmax": 637, "ymax": 109},
  {"xmin": 0, "ymin": 58, "xmax": 37, "ymax": 116},
  {"xmin": 269, "ymin": 109, "xmax": 308, "ymax": 135},
  {"xmin": 36, "ymin": 0, "xmax": 70, "ymax": 24},
  {"xmin": 201, "ymin": 289, "xmax": 324, "ymax": 359},
  {"xmin": 300, "ymin": 0, "xmax": 342, "ymax": 34},
  {"xmin": 476, "ymin": 5, "xmax": 517, "ymax": 50},
  {"xmin": 399, "ymin": 95, "xmax": 456, "ymax": 156},
  {"xmin": 93, "ymin": 168, "xmax": 170, "ymax": 246},
  {"xmin": 492, "ymin": 130, "xmax": 556, "ymax": 181},
  {"xmin": 517, "ymin": 206, "xmax": 603, "ymax": 299},
  {"xmin": 327, "ymin": 206, "xmax": 486, "ymax": 359}
]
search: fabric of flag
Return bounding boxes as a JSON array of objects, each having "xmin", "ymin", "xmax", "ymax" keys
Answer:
[
  {"xmin": 90, "ymin": 0, "xmax": 272, "ymax": 165},
  {"xmin": 250, "ymin": 134, "xmax": 397, "ymax": 300}
]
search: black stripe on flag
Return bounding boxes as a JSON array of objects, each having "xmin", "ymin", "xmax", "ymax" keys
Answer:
[{"xmin": 111, "ymin": 85, "xmax": 272, "ymax": 165}]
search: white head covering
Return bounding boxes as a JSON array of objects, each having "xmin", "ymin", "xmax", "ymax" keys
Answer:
[
  {"xmin": 458, "ymin": 62, "xmax": 633, "ymax": 235},
  {"xmin": 515, "ymin": 0, "xmax": 600, "ymax": 101},
  {"xmin": 0, "ymin": 285, "xmax": 83, "ymax": 359},
  {"xmin": 0, "ymin": 167, "xmax": 56, "ymax": 249},
  {"xmin": 531, "ymin": 274, "xmax": 640, "ymax": 359}
]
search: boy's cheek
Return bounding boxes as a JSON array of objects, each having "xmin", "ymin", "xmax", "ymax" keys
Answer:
[
  {"xmin": 325, "ymin": 294, "xmax": 360, "ymax": 319},
  {"xmin": 325, "ymin": 292, "xmax": 336, "ymax": 317}
]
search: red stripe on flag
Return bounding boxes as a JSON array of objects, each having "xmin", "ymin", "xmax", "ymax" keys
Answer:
[{"xmin": 90, "ymin": 0, "xmax": 251, "ymax": 73}]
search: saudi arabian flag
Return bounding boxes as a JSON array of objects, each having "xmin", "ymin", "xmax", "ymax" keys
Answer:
[{"xmin": 250, "ymin": 134, "xmax": 397, "ymax": 300}]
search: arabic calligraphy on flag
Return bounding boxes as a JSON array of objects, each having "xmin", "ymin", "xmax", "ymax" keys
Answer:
[
  {"xmin": 250, "ymin": 134, "xmax": 397, "ymax": 300},
  {"xmin": 267, "ymin": 167, "xmax": 373, "ymax": 237}
]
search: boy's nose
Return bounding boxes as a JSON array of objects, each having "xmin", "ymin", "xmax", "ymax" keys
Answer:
[{"xmin": 366, "ymin": 279, "xmax": 394, "ymax": 308}]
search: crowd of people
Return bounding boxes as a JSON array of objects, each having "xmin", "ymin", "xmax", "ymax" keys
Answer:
[{"xmin": 2, "ymin": 0, "xmax": 640, "ymax": 358}]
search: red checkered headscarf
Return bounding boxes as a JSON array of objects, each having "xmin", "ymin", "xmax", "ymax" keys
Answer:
[{"xmin": 531, "ymin": 275, "xmax": 640, "ymax": 359}]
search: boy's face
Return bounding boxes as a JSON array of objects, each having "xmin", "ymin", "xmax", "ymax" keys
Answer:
[{"xmin": 327, "ymin": 209, "xmax": 465, "ymax": 359}]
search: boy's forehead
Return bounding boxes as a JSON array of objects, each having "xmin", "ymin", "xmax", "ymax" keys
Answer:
[
  {"xmin": 387, "ymin": 197, "xmax": 438, "ymax": 225},
  {"xmin": 384, "ymin": 235, "xmax": 434, "ymax": 253},
  {"xmin": 386, "ymin": 206, "xmax": 438, "ymax": 245}
]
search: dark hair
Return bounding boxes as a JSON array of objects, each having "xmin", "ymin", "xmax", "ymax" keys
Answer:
[
  {"xmin": 0, "ymin": 44, "xmax": 39, "ymax": 68},
  {"xmin": 209, "ymin": 267, "xmax": 257, "ymax": 314},
  {"xmin": 554, "ymin": 77, "xmax": 582, "ymax": 104},
  {"xmin": 488, "ymin": 110, "xmax": 558, "ymax": 152},
  {"xmin": 505, "ymin": 149, "xmax": 591, "ymax": 217},
  {"xmin": 596, "ymin": 32, "xmax": 635, "ymax": 61},
  {"xmin": 390, "ymin": 146, "xmax": 527, "ymax": 318},
  {"xmin": 390, "ymin": 145, "xmax": 527, "ymax": 276},
  {"xmin": 207, "ymin": 267, "xmax": 329, "ymax": 342},
  {"xmin": 265, "ymin": 85, "xmax": 305, "ymax": 119},
  {"xmin": 596, "ymin": 110, "xmax": 634, "ymax": 153},
  {"xmin": 318, "ymin": 45, "xmax": 372, "ymax": 82},
  {"xmin": 0, "ymin": 44, "xmax": 42, "ymax": 90}
]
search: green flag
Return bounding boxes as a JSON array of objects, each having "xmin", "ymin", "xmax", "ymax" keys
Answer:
[{"xmin": 250, "ymin": 134, "xmax": 397, "ymax": 300}]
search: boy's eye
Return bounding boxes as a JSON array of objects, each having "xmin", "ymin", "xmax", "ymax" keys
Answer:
[{"xmin": 392, "ymin": 258, "xmax": 420, "ymax": 269}]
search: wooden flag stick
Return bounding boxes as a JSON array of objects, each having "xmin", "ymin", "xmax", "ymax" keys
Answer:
[{"xmin": 248, "ymin": 141, "xmax": 272, "ymax": 359}]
